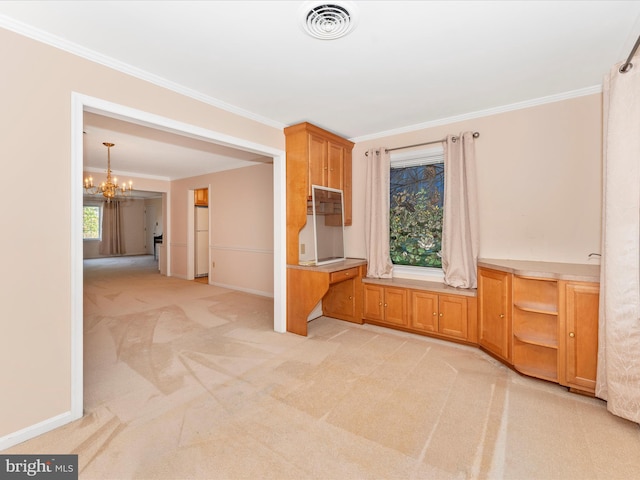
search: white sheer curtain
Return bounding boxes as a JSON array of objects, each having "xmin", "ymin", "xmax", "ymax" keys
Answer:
[
  {"xmin": 596, "ymin": 57, "xmax": 640, "ymax": 423},
  {"xmin": 364, "ymin": 147, "xmax": 393, "ymax": 278},
  {"xmin": 441, "ymin": 132, "xmax": 479, "ymax": 289},
  {"xmin": 99, "ymin": 201, "xmax": 124, "ymax": 256}
]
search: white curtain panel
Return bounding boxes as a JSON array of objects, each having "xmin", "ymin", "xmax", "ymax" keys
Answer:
[
  {"xmin": 364, "ymin": 148, "xmax": 393, "ymax": 278},
  {"xmin": 442, "ymin": 132, "xmax": 479, "ymax": 289},
  {"xmin": 597, "ymin": 59, "xmax": 640, "ymax": 423}
]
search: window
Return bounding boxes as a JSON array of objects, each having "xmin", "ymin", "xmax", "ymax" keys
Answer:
[
  {"xmin": 83, "ymin": 205, "xmax": 101, "ymax": 240},
  {"xmin": 390, "ymin": 147, "xmax": 444, "ymax": 270}
]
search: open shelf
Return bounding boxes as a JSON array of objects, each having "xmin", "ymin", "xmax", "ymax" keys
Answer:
[
  {"xmin": 513, "ymin": 276, "xmax": 558, "ymax": 314},
  {"xmin": 512, "ymin": 338, "xmax": 558, "ymax": 382},
  {"xmin": 512, "ymin": 307, "xmax": 558, "ymax": 347}
]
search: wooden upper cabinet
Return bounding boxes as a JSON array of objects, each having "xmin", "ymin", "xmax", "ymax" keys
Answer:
[
  {"xmin": 284, "ymin": 122, "xmax": 354, "ymax": 265},
  {"xmin": 194, "ymin": 188, "xmax": 208, "ymax": 206}
]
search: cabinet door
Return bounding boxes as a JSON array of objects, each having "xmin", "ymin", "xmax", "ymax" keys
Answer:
[
  {"xmin": 308, "ymin": 133, "xmax": 328, "ymax": 194},
  {"xmin": 324, "ymin": 278, "xmax": 356, "ymax": 322},
  {"xmin": 439, "ymin": 295, "xmax": 468, "ymax": 340},
  {"xmin": 327, "ymin": 141, "xmax": 344, "ymax": 191},
  {"xmin": 565, "ymin": 282, "xmax": 599, "ymax": 393},
  {"xmin": 383, "ymin": 287, "xmax": 408, "ymax": 326},
  {"xmin": 342, "ymin": 147, "xmax": 352, "ymax": 226},
  {"xmin": 363, "ymin": 284, "xmax": 385, "ymax": 322},
  {"xmin": 478, "ymin": 268, "xmax": 512, "ymax": 361},
  {"xmin": 410, "ymin": 291, "xmax": 438, "ymax": 333}
]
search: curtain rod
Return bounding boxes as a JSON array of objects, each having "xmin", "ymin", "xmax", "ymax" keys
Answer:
[
  {"xmin": 365, "ymin": 131, "xmax": 480, "ymax": 156},
  {"xmin": 620, "ymin": 34, "xmax": 640, "ymax": 73}
]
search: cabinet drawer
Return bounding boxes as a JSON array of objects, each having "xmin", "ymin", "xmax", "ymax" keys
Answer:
[{"xmin": 330, "ymin": 267, "xmax": 359, "ymax": 284}]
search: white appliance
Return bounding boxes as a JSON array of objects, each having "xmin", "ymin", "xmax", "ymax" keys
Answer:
[{"xmin": 195, "ymin": 206, "xmax": 209, "ymax": 277}]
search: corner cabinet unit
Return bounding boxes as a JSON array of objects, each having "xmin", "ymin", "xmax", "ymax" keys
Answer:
[
  {"xmin": 362, "ymin": 278, "xmax": 478, "ymax": 345},
  {"xmin": 478, "ymin": 259, "xmax": 600, "ymax": 396},
  {"xmin": 284, "ymin": 122, "xmax": 354, "ymax": 265}
]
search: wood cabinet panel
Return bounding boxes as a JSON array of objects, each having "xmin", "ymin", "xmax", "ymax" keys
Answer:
[
  {"xmin": 308, "ymin": 133, "xmax": 328, "ymax": 191},
  {"xmin": 323, "ymin": 278, "xmax": 356, "ymax": 321},
  {"xmin": 564, "ymin": 282, "xmax": 599, "ymax": 393},
  {"xmin": 410, "ymin": 291, "xmax": 438, "ymax": 333},
  {"xmin": 478, "ymin": 267, "xmax": 512, "ymax": 361},
  {"xmin": 285, "ymin": 122, "xmax": 354, "ymax": 265},
  {"xmin": 384, "ymin": 287, "xmax": 408, "ymax": 326},
  {"xmin": 439, "ymin": 294, "xmax": 468, "ymax": 340},
  {"xmin": 363, "ymin": 284, "xmax": 407, "ymax": 327},
  {"xmin": 194, "ymin": 188, "xmax": 208, "ymax": 206},
  {"xmin": 363, "ymin": 284, "xmax": 385, "ymax": 322}
]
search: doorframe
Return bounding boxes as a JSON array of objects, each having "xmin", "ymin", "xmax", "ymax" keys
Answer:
[{"xmin": 71, "ymin": 92, "xmax": 287, "ymax": 422}]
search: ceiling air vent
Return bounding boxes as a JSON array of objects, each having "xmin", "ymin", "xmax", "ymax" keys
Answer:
[{"xmin": 302, "ymin": 2, "xmax": 356, "ymax": 40}]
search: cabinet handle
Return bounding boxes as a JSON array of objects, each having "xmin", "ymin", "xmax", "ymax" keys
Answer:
[
  {"xmin": 499, "ymin": 314, "xmax": 505, "ymax": 318},
  {"xmin": 432, "ymin": 312, "xmax": 437, "ymax": 316},
  {"xmin": 569, "ymin": 332, "xmax": 575, "ymax": 338},
  {"xmin": 384, "ymin": 303, "xmax": 388, "ymax": 307},
  {"xmin": 378, "ymin": 302, "xmax": 382, "ymax": 306},
  {"xmin": 439, "ymin": 313, "xmax": 443, "ymax": 317},
  {"xmin": 348, "ymin": 296, "xmax": 352, "ymax": 300}
]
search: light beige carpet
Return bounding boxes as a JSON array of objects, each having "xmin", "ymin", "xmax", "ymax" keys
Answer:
[{"xmin": 6, "ymin": 255, "xmax": 640, "ymax": 479}]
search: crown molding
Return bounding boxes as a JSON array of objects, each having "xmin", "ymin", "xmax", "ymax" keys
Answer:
[
  {"xmin": 350, "ymin": 85, "xmax": 603, "ymax": 143},
  {"xmin": 0, "ymin": 15, "xmax": 286, "ymax": 131}
]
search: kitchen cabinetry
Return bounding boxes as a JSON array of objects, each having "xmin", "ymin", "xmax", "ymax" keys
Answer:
[
  {"xmin": 410, "ymin": 291, "xmax": 469, "ymax": 340},
  {"xmin": 564, "ymin": 281, "xmax": 599, "ymax": 393},
  {"xmin": 363, "ymin": 284, "xmax": 408, "ymax": 327},
  {"xmin": 194, "ymin": 188, "xmax": 208, "ymax": 206},
  {"xmin": 478, "ymin": 267, "xmax": 512, "ymax": 361},
  {"xmin": 285, "ymin": 122, "xmax": 354, "ymax": 265}
]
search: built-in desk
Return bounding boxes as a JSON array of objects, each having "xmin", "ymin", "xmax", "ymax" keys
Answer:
[{"xmin": 287, "ymin": 258, "xmax": 367, "ymax": 336}]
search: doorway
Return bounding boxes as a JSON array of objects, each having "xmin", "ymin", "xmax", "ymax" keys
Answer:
[{"xmin": 71, "ymin": 93, "xmax": 287, "ymax": 425}]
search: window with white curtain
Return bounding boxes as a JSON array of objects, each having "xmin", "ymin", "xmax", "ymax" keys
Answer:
[{"xmin": 390, "ymin": 146, "xmax": 444, "ymax": 279}]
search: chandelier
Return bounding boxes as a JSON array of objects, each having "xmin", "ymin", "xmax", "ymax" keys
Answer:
[{"xmin": 84, "ymin": 142, "xmax": 132, "ymax": 202}]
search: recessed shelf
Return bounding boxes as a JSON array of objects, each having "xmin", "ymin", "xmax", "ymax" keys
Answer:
[
  {"xmin": 513, "ymin": 303, "xmax": 558, "ymax": 316},
  {"xmin": 513, "ymin": 332, "xmax": 558, "ymax": 349}
]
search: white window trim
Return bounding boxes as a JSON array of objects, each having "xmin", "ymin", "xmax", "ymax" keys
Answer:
[{"xmin": 390, "ymin": 146, "xmax": 445, "ymax": 282}]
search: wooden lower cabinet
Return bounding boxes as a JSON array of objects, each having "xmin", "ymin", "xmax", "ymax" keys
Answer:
[
  {"xmin": 410, "ymin": 292, "xmax": 468, "ymax": 340},
  {"xmin": 363, "ymin": 283, "xmax": 475, "ymax": 342},
  {"xmin": 478, "ymin": 267, "xmax": 512, "ymax": 362},
  {"xmin": 323, "ymin": 277, "xmax": 356, "ymax": 322},
  {"xmin": 563, "ymin": 281, "xmax": 599, "ymax": 394},
  {"xmin": 478, "ymin": 261, "xmax": 600, "ymax": 396},
  {"xmin": 363, "ymin": 284, "xmax": 408, "ymax": 327}
]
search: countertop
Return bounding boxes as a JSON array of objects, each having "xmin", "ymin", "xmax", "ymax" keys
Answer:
[
  {"xmin": 478, "ymin": 258, "xmax": 600, "ymax": 283},
  {"xmin": 287, "ymin": 258, "xmax": 367, "ymax": 273}
]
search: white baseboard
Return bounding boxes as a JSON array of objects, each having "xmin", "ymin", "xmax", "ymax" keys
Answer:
[
  {"xmin": 0, "ymin": 411, "xmax": 77, "ymax": 452},
  {"xmin": 210, "ymin": 281, "xmax": 273, "ymax": 298}
]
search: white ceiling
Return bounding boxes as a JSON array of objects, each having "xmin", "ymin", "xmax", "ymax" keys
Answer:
[{"xmin": 2, "ymin": 1, "xmax": 640, "ymax": 178}]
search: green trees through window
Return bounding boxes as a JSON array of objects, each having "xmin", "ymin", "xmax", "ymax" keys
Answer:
[
  {"xmin": 83, "ymin": 205, "xmax": 101, "ymax": 239},
  {"xmin": 390, "ymin": 162, "xmax": 444, "ymax": 268}
]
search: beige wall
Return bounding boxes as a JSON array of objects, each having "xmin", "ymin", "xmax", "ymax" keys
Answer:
[
  {"xmin": 0, "ymin": 27, "xmax": 283, "ymax": 441},
  {"xmin": 83, "ymin": 198, "xmax": 149, "ymax": 259},
  {"xmin": 169, "ymin": 163, "xmax": 274, "ymax": 295},
  {"xmin": 348, "ymin": 94, "xmax": 603, "ymax": 266}
]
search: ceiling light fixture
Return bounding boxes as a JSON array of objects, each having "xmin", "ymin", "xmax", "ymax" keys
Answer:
[
  {"xmin": 83, "ymin": 142, "xmax": 132, "ymax": 202},
  {"xmin": 301, "ymin": 2, "xmax": 357, "ymax": 40}
]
